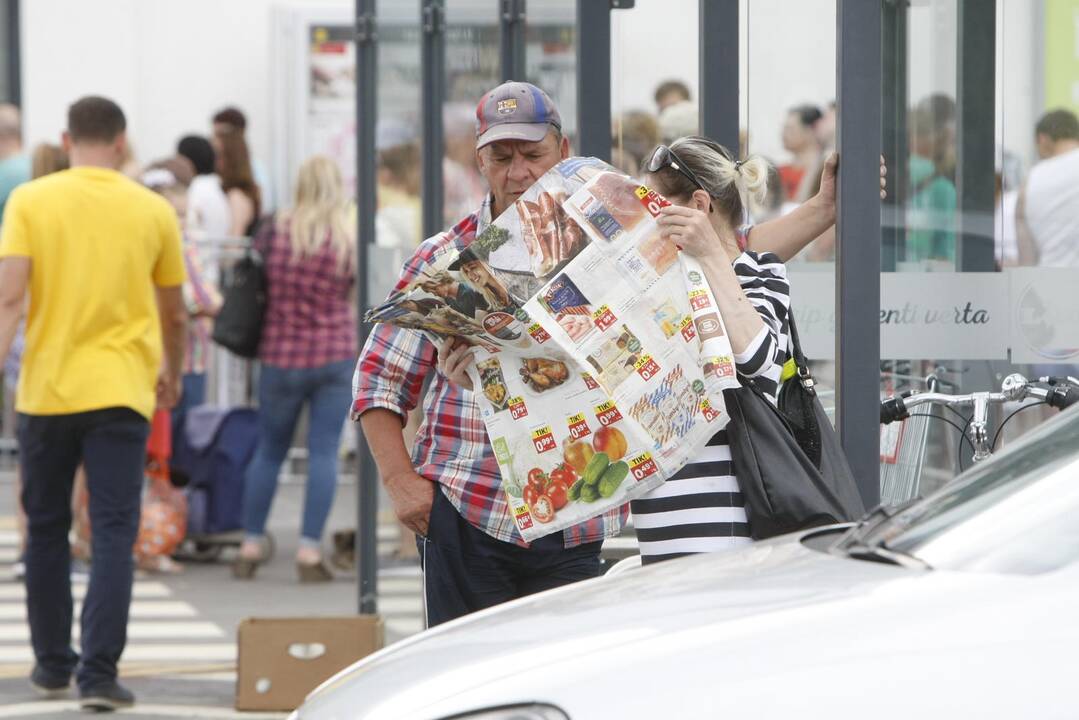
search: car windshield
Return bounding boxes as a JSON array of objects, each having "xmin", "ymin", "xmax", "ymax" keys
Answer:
[{"xmin": 857, "ymin": 408, "xmax": 1079, "ymax": 575}]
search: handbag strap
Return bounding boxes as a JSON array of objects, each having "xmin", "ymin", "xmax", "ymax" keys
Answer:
[{"xmin": 785, "ymin": 311, "xmax": 817, "ymax": 393}]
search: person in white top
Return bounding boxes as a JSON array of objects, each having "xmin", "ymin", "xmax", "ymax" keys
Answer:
[
  {"xmin": 176, "ymin": 135, "xmax": 231, "ymax": 239},
  {"xmin": 1017, "ymin": 109, "xmax": 1079, "ymax": 267}
]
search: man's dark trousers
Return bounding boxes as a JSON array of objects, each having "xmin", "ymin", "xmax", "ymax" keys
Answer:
[
  {"xmin": 18, "ymin": 407, "xmax": 149, "ymax": 690},
  {"xmin": 418, "ymin": 488, "xmax": 603, "ymax": 627}
]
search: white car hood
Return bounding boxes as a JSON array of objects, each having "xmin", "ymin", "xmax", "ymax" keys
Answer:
[{"xmin": 300, "ymin": 531, "xmax": 1078, "ymax": 719}]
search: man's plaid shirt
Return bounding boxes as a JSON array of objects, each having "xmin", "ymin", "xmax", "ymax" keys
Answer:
[{"xmin": 351, "ymin": 197, "xmax": 626, "ymax": 547}]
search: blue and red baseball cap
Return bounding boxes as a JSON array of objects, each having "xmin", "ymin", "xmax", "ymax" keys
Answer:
[{"xmin": 475, "ymin": 81, "xmax": 562, "ymax": 149}]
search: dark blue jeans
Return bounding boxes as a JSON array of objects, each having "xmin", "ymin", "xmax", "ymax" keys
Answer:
[
  {"xmin": 18, "ymin": 407, "xmax": 149, "ymax": 690},
  {"xmin": 170, "ymin": 372, "xmax": 207, "ymax": 443},
  {"xmin": 242, "ymin": 359, "xmax": 354, "ymax": 543}
]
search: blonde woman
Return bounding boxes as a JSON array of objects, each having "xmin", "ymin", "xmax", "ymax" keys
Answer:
[{"xmin": 234, "ymin": 156, "xmax": 357, "ymax": 582}]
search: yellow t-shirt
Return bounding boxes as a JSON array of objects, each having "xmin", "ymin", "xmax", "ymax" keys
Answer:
[{"xmin": 0, "ymin": 166, "xmax": 186, "ymax": 419}]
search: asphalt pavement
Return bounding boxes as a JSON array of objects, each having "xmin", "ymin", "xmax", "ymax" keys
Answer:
[{"xmin": 0, "ymin": 470, "xmax": 421, "ymax": 718}]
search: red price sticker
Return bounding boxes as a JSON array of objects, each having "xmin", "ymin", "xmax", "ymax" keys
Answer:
[
  {"xmin": 629, "ymin": 452, "xmax": 659, "ymax": 481},
  {"xmin": 528, "ymin": 323, "xmax": 551, "ymax": 344},
  {"xmin": 689, "ymin": 290, "xmax": 712, "ymax": 311},
  {"xmin": 634, "ymin": 354, "xmax": 661, "ymax": 381},
  {"xmin": 592, "ymin": 304, "xmax": 618, "ymax": 332},
  {"xmin": 594, "ymin": 400, "xmax": 624, "ymax": 427},
  {"xmin": 508, "ymin": 396, "xmax": 528, "ymax": 420},
  {"xmin": 581, "ymin": 372, "xmax": 599, "ymax": 390},
  {"xmin": 515, "ymin": 510, "xmax": 534, "ymax": 531},
  {"xmin": 634, "ymin": 185, "xmax": 671, "ymax": 218},
  {"xmin": 700, "ymin": 398, "xmax": 721, "ymax": 423},
  {"xmin": 704, "ymin": 356, "xmax": 735, "ymax": 379},
  {"xmin": 531, "ymin": 425, "xmax": 557, "ymax": 454},
  {"xmin": 680, "ymin": 316, "xmax": 696, "ymax": 342},
  {"xmin": 567, "ymin": 412, "xmax": 591, "ymax": 440}
]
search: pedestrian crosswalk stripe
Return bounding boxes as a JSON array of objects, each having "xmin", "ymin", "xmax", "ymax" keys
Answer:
[
  {"xmin": 0, "ymin": 530, "xmax": 18, "ymax": 546},
  {"xmin": 0, "ymin": 642, "xmax": 237, "ymax": 664},
  {"xmin": 0, "ymin": 620, "xmax": 225, "ymax": 642},
  {"xmin": 0, "ymin": 701, "xmax": 285, "ymax": 719},
  {"xmin": 0, "ymin": 600, "xmax": 198, "ymax": 621},
  {"xmin": 0, "ymin": 580, "xmax": 172, "ymax": 600}
]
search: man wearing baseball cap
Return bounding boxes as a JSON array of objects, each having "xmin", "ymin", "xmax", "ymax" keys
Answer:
[{"xmin": 352, "ymin": 81, "xmax": 617, "ymax": 627}]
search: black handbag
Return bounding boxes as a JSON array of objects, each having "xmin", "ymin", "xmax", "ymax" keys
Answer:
[
  {"xmin": 211, "ymin": 248, "xmax": 267, "ymax": 359},
  {"xmin": 724, "ymin": 313, "xmax": 865, "ymax": 540}
]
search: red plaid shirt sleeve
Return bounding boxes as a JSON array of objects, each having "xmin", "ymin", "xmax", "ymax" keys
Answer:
[{"xmin": 351, "ymin": 235, "xmax": 451, "ymax": 421}]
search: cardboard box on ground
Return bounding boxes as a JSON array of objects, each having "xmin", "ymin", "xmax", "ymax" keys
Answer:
[{"xmin": 236, "ymin": 616, "xmax": 384, "ymax": 711}]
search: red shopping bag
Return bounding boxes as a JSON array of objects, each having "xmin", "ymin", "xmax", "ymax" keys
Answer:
[{"xmin": 135, "ymin": 410, "xmax": 187, "ymax": 566}]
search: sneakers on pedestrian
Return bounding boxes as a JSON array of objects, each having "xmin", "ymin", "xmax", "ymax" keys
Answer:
[
  {"xmin": 79, "ymin": 681, "xmax": 135, "ymax": 712},
  {"xmin": 29, "ymin": 664, "xmax": 71, "ymax": 699}
]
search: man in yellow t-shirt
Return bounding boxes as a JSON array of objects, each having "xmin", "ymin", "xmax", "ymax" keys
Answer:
[{"xmin": 0, "ymin": 96, "xmax": 187, "ymax": 712}]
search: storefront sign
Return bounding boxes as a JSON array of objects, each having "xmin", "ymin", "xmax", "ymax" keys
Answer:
[{"xmin": 787, "ymin": 270, "xmax": 1074, "ymax": 362}]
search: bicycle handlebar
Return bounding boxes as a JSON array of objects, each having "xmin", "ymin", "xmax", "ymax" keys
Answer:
[{"xmin": 880, "ymin": 374, "xmax": 1079, "ymax": 425}]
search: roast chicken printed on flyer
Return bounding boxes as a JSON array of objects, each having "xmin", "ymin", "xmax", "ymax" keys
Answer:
[{"xmin": 365, "ymin": 157, "xmax": 742, "ymax": 541}]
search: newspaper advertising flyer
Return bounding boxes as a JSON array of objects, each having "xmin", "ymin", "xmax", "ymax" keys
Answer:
[{"xmin": 366, "ymin": 157, "xmax": 740, "ymax": 541}]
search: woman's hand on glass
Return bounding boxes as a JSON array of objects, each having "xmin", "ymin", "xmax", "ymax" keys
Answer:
[
  {"xmin": 812, "ymin": 153, "xmax": 888, "ymax": 220},
  {"xmin": 656, "ymin": 205, "xmax": 724, "ymax": 259},
  {"xmin": 436, "ymin": 337, "xmax": 475, "ymax": 391}
]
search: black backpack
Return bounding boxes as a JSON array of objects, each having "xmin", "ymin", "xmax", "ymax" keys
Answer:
[{"xmin": 212, "ymin": 249, "xmax": 267, "ymax": 358}]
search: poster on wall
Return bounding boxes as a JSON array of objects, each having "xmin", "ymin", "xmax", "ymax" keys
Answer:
[{"xmin": 273, "ymin": 4, "xmax": 576, "ymax": 207}]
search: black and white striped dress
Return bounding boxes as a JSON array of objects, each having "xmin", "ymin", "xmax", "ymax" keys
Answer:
[{"xmin": 631, "ymin": 250, "xmax": 791, "ymax": 564}]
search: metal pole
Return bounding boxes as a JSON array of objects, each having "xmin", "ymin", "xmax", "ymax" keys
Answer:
[
  {"xmin": 500, "ymin": 0, "xmax": 526, "ymax": 82},
  {"xmin": 576, "ymin": 0, "xmax": 612, "ymax": 160},
  {"xmin": 955, "ymin": 0, "xmax": 996, "ymax": 271},
  {"xmin": 6, "ymin": 0, "xmax": 20, "ymax": 106},
  {"xmin": 835, "ymin": 0, "xmax": 882, "ymax": 508},
  {"xmin": 698, "ymin": 0, "xmax": 739, "ymax": 154},
  {"xmin": 354, "ymin": 0, "xmax": 379, "ymax": 616},
  {"xmin": 421, "ymin": 0, "xmax": 446, "ymax": 239},
  {"xmin": 881, "ymin": 0, "xmax": 908, "ymax": 272}
]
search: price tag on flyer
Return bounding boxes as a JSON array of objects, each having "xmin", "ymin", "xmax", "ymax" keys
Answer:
[
  {"xmin": 567, "ymin": 413, "xmax": 591, "ymax": 440},
  {"xmin": 680, "ymin": 316, "xmax": 696, "ymax": 342},
  {"xmin": 700, "ymin": 398, "xmax": 721, "ymax": 423},
  {"xmin": 592, "ymin": 304, "xmax": 617, "ymax": 331},
  {"xmin": 689, "ymin": 289, "xmax": 711, "ymax": 311},
  {"xmin": 634, "ymin": 185, "xmax": 671, "ymax": 217},
  {"xmin": 704, "ymin": 356, "xmax": 736, "ymax": 379},
  {"xmin": 531, "ymin": 425, "xmax": 556, "ymax": 454},
  {"xmin": 528, "ymin": 323, "xmax": 551, "ymax": 344},
  {"xmin": 594, "ymin": 400, "xmax": 623, "ymax": 427},
  {"xmin": 508, "ymin": 396, "xmax": 528, "ymax": 420},
  {"xmin": 515, "ymin": 509, "xmax": 534, "ymax": 530},
  {"xmin": 634, "ymin": 354, "xmax": 660, "ymax": 381},
  {"xmin": 582, "ymin": 372, "xmax": 599, "ymax": 390},
  {"xmin": 629, "ymin": 452, "xmax": 659, "ymax": 481}
]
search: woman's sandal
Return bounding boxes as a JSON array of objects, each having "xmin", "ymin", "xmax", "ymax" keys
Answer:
[
  {"xmin": 232, "ymin": 556, "xmax": 261, "ymax": 580},
  {"xmin": 296, "ymin": 560, "xmax": 334, "ymax": 583}
]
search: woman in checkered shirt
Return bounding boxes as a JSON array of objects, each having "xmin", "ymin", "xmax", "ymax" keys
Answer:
[{"xmin": 234, "ymin": 156, "xmax": 357, "ymax": 582}]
